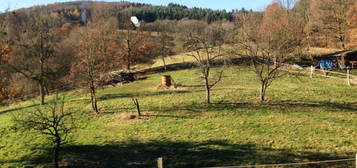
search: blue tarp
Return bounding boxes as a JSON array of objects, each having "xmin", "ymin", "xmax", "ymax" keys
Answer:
[{"xmin": 317, "ymin": 60, "xmax": 336, "ymax": 69}]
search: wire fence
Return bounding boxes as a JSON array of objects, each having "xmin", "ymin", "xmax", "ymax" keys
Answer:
[
  {"xmin": 280, "ymin": 63, "xmax": 357, "ymax": 86},
  {"xmin": 155, "ymin": 156, "xmax": 356, "ymax": 168},
  {"xmin": 203, "ymin": 158, "xmax": 356, "ymax": 168}
]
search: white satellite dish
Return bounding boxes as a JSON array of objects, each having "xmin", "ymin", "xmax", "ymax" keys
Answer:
[{"xmin": 130, "ymin": 16, "xmax": 140, "ymax": 28}]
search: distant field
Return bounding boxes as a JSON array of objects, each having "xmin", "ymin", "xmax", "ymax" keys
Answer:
[
  {"xmin": 0, "ymin": 66, "xmax": 356, "ymax": 168},
  {"xmin": 150, "ymin": 53, "xmax": 196, "ymax": 68},
  {"xmin": 308, "ymin": 47, "xmax": 342, "ymax": 56},
  {"xmin": 138, "ymin": 45, "xmax": 236, "ymax": 70}
]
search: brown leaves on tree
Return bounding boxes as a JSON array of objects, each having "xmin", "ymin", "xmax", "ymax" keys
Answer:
[
  {"xmin": 110, "ymin": 29, "xmax": 157, "ymax": 71},
  {"xmin": 236, "ymin": 0, "xmax": 305, "ymax": 102},
  {"xmin": 69, "ymin": 28, "xmax": 113, "ymax": 114},
  {"xmin": 347, "ymin": 1, "xmax": 357, "ymax": 48},
  {"xmin": 309, "ymin": 0, "xmax": 355, "ymax": 49},
  {"xmin": 0, "ymin": 45, "xmax": 17, "ymax": 104},
  {"xmin": 0, "ymin": 45, "xmax": 11, "ymax": 62}
]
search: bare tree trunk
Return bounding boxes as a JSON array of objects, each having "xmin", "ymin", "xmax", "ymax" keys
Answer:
[
  {"xmin": 204, "ymin": 76, "xmax": 211, "ymax": 104},
  {"xmin": 45, "ymin": 83, "xmax": 50, "ymax": 96},
  {"xmin": 126, "ymin": 62, "xmax": 131, "ymax": 72},
  {"xmin": 260, "ymin": 82, "xmax": 266, "ymax": 103},
  {"xmin": 132, "ymin": 98, "xmax": 141, "ymax": 116},
  {"xmin": 39, "ymin": 56, "xmax": 46, "ymax": 105},
  {"xmin": 39, "ymin": 82, "xmax": 46, "ymax": 105},
  {"xmin": 126, "ymin": 45, "xmax": 131, "ymax": 71},
  {"xmin": 54, "ymin": 139, "xmax": 60, "ymax": 168},
  {"xmin": 126, "ymin": 30, "xmax": 132, "ymax": 72},
  {"xmin": 89, "ymin": 81, "xmax": 99, "ymax": 114},
  {"xmin": 91, "ymin": 89, "xmax": 99, "ymax": 114},
  {"xmin": 341, "ymin": 40, "xmax": 346, "ymax": 50},
  {"xmin": 162, "ymin": 57, "xmax": 167, "ymax": 71}
]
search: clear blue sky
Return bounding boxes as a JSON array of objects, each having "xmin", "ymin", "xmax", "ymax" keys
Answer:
[{"xmin": 0, "ymin": 0, "xmax": 273, "ymax": 12}]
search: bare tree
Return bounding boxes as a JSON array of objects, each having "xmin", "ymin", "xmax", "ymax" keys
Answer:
[
  {"xmin": 70, "ymin": 23, "xmax": 115, "ymax": 114},
  {"xmin": 6, "ymin": 16, "xmax": 61, "ymax": 105},
  {"xmin": 15, "ymin": 96, "xmax": 78, "ymax": 168},
  {"xmin": 132, "ymin": 98, "xmax": 141, "ymax": 117},
  {"xmin": 347, "ymin": 1, "xmax": 357, "ymax": 48},
  {"xmin": 309, "ymin": 0, "xmax": 354, "ymax": 49},
  {"xmin": 0, "ymin": 38, "xmax": 12, "ymax": 104},
  {"xmin": 236, "ymin": 1, "xmax": 304, "ymax": 102},
  {"xmin": 156, "ymin": 22, "xmax": 175, "ymax": 71},
  {"xmin": 114, "ymin": 22, "xmax": 157, "ymax": 71},
  {"xmin": 178, "ymin": 20, "xmax": 226, "ymax": 104},
  {"xmin": 72, "ymin": 29, "xmax": 100, "ymax": 114}
]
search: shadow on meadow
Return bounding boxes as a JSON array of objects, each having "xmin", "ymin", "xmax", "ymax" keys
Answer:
[
  {"xmin": 145, "ymin": 100, "xmax": 357, "ymax": 115},
  {"xmin": 1, "ymin": 98, "xmax": 356, "ymax": 119},
  {"xmin": 98, "ymin": 90, "xmax": 192, "ymax": 101},
  {"xmin": 0, "ymin": 103, "xmax": 39, "ymax": 115},
  {"xmin": 8, "ymin": 140, "xmax": 354, "ymax": 168}
]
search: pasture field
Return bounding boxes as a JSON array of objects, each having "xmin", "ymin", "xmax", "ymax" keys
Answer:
[{"xmin": 0, "ymin": 66, "xmax": 356, "ymax": 168}]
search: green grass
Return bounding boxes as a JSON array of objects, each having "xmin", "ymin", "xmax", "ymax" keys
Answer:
[{"xmin": 0, "ymin": 67, "xmax": 357, "ymax": 168}]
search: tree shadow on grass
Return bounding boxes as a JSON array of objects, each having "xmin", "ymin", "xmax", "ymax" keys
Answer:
[
  {"xmin": 0, "ymin": 103, "xmax": 39, "ymax": 115},
  {"xmin": 269, "ymin": 100, "xmax": 357, "ymax": 112},
  {"xmin": 98, "ymin": 90, "xmax": 192, "ymax": 102},
  {"xmin": 236, "ymin": 100, "xmax": 357, "ymax": 113},
  {"xmin": 10, "ymin": 140, "xmax": 354, "ymax": 168},
  {"xmin": 181, "ymin": 84, "xmax": 205, "ymax": 88},
  {"xmin": 166, "ymin": 100, "xmax": 357, "ymax": 114}
]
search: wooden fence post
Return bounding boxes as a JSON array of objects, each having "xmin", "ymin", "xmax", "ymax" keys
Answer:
[
  {"xmin": 355, "ymin": 153, "xmax": 357, "ymax": 168},
  {"xmin": 310, "ymin": 65, "xmax": 314, "ymax": 78},
  {"xmin": 132, "ymin": 98, "xmax": 141, "ymax": 117},
  {"xmin": 158, "ymin": 157, "xmax": 163, "ymax": 168},
  {"xmin": 322, "ymin": 66, "xmax": 327, "ymax": 76},
  {"xmin": 347, "ymin": 69, "xmax": 351, "ymax": 86}
]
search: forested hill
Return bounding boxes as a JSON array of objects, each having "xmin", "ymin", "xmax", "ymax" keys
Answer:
[
  {"xmin": 117, "ymin": 3, "xmax": 234, "ymax": 24},
  {"xmin": 5, "ymin": 1, "xmax": 233, "ymax": 26},
  {"xmin": 5, "ymin": 1, "xmax": 146, "ymax": 25}
]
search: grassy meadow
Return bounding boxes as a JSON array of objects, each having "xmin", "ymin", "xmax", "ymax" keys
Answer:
[{"xmin": 0, "ymin": 66, "xmax": 357, "ymax": 168}]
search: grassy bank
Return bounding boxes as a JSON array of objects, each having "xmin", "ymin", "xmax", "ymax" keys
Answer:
[{"xmin": 0, "ymin": 67, "xmax": 356, "ymax": 168}]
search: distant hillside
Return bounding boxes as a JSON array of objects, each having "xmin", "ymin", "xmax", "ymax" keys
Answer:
[
  {"xmin": 118, "ymin": 3, "xmax": 234, "ymax": 24},
  {"xmin": 11, "ymin": 1, "xmax": 147, "ymax": 25},
  {"xmin": 6, "ymin": 1, "xmax": 233, "ymax": 27}
]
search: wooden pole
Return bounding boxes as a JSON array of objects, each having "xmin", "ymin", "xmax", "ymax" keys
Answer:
[
  {"xmin": 310, "ymin": 65, "xmax": 314, "ymax": 78},
  {"xmin": 347, "ymin": 69, "xmax": 351, "ymax": 86},
  {"xmin": 355, "ymin": 153, "xmax": 357, "ymax": 168},
  {"xmin": 132, "ymin": 98, "xmax": 141, "ymax": 117},
  {"xmin": 322, "ymin": 66, "xmax": 327, "ymax": 76},
  {"xmin": 157, "ymin": 157, "xmax": 163, "ymax": 168}
]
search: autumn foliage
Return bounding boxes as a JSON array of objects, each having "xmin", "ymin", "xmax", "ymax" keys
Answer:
[
  {"xmin": 0, "ymin": 45, "xmax": 12, "ymax": 103},
  {"xmin": 347, "ymin": 1, "xmax": 357, "ymax": 48},
  {"xmin": 261, "ymin": 2, "xmax": 285, "ymax": 32},
  {"xmin": 70, "ymin": 27, "xmax": 116, "ymax": 113},
  {"xmin": 0, "ymin": 0, "xmax": 356, "ymax": 105},
  {"xmin": 110, "ymin": 29, "xmax": 158, "ymax": 71}
]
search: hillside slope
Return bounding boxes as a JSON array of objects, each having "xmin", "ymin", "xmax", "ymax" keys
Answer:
[{"xmin": 0, "ymin": 66, "xmax": 356, "ymax": 168}]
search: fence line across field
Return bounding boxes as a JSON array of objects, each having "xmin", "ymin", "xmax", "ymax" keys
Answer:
[
  {"xmin": 202, "ymin": 158, "xmax": 356, "ymax": 168},
  {"xmin": 155, "ymin": 155, "xmax": 357, "ymax": 168},
  {"xmin": 310, "ymin": 66, "xmax": 357, "ymax": 85},
  {"xmin": 314, "ymin": 68, "xmax": 357, "ymax": 78},
  {"xmin": 280, "ymin": 68, "xmax": 348, "ymax": 81},
  {"xmin": 317, "ymin": 69, "xmax": 354, "ymax": 77},
  {"xmin": 280, "ymin": 63, "xmax": 357, "ymax": 85}
]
